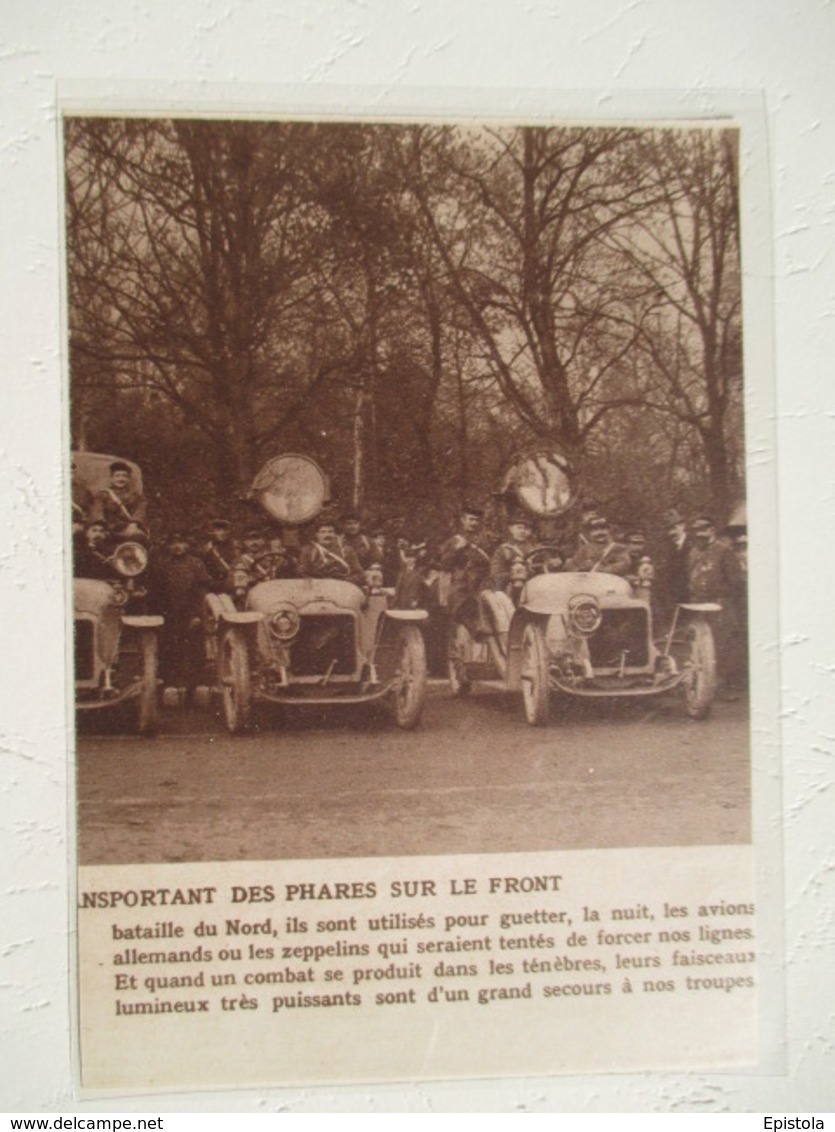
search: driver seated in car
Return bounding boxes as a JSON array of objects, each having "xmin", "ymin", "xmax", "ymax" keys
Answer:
[
  {"xmin": 299, "ymin": 518, "xmax": 366, "ymax": 586},
  {"xmin": 565, "ymin": 516, "xmax": 632, "ymax": 576},
  {"xmin": 489, "ymin": 514, "xmax": 540, "ymax": 599}
]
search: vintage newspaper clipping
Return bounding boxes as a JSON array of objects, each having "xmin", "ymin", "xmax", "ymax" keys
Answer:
[{"xmin": 66, "ymin": 110, "xmax": 765, "ymax": 1091}]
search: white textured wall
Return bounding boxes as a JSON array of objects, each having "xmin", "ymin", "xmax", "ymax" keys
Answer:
[{"xmin": 1, "ymin": 0, "xmax": 832, "ymax": 1113}]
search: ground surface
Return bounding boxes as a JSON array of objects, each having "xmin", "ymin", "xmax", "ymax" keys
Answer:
[{"xmin": 75, "ymin": 682, "xmax": 751, "ymax": 865}]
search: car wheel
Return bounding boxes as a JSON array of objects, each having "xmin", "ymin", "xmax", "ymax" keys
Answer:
[
  {"xmin": 520, "ymin": 621, "xmax": 550, "ymax": 726},
  {"xmin": 390, "ymin": 625, "xmax": 427, "ymax": 729},
  {"xmin": 220, "ymin": 629, "xmax": 251, "ymax": 734},
  {"xmin": 136, "ymin": 631, "xmax": 159, "ymax": 735},
  {"xmin": 447, "ymin": 621, "xmax": 473, "ymax": 695},
  {"xmin": 683, "ymin": 617, "xmax": 716, "ymax": 719}
]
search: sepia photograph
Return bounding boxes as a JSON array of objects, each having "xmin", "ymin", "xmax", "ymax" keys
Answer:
[
  {"xmin": 4, "ymin": 0, "xmax": 832, "ymax": 1113},
  {"xmin": 66, "ymin": 117, "xmax": 751, "ymax": 869}
]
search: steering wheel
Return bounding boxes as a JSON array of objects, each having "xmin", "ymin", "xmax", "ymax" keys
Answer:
[{"xmin": 525, "ymin": 544, "xmax": 564, "ymax": 575}]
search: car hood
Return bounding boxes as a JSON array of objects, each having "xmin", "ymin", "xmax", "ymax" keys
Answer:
[
  {"xmin": 521, "ymin": 571, "xmax": 633, "ymax": 614},
  {"xmin": 246, "ymin": 577, "xmax": 365, "ymax": 615}
]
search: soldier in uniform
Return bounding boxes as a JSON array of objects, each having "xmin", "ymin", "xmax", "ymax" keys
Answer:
[
  {"xmin": 73, "ymin": 520, "xmax": 114, "ymax": 580},
  {"xmin": 92, "ymin": 460, "xmax": 148, "ymax": 540},
  {"xmin": 155, "ymin": 530, "xmax": 213, "ymax": 704},
  {"xmin": 438, "ymin": 504, "xmax": 492, "ymax": 613},
  {"xmin": 624, "ymin": 528, "xmax": 655, "ymax": 603},
  {"xmin": 298, "ymin": 518, "xmax": 365, "ymax": 586},
  {"xmin": 662, "ymin": 507, "xmax": 692, "ymax": 609},
  {"xmin": 490, "ymin": 514, "xmax": 539, "ymax": 601},
  {"xmin": 340, "ymin": 512, "xmax": 374, "ymax": 568},
  {"xmin": 565, "ymin": 516, "xmax": 632, "ymax": 575},
  {"xmin": 230, "ymin": 527, "xmax": 279, "ymax": 606},
  {"xmin": 201, "ymin": 518, "xmax": 238, "ymax": 590},
  {"xmin": 687, "ymin": 515, "xmax": 746, "ymax": 699}
]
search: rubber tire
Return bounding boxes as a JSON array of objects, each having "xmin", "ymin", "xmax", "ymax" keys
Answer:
[
  {"xmin": 520, "ymin": 621, "xmax": 550, "ymax": 726},
  {"xmin": 390, "ymin": 625, "xmax": 428, "ymax": 729},
  {"xmin": 220, "ymin": 629, "xmax": 252, "ymax": 735},
  {"xmin": 481, "ymin": 595, "xmax": 511, "ymax": 680},
  {"xmin": 447, "ymin": 621, "xmax": 473, "ymax": 695},
  {"xmin": 683, "ymin": 617, "xmax": 717, "ymax": 720},
  {"xmin": 136, "ymin": 631, "xmax": 159, "ymax": 736}
]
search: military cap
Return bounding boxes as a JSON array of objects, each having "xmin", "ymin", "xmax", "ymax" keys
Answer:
[
  {"xmin": 109, "ymin": 460, "xmax": 132, "ymax": 475},
  {"xmin": 461, "ymin": 502, "xmax": 484, "ymax": 518},
  {"xmin": 690, "ymin": 515, "xmax": 715, "ymax": 533},
  {"xmin": 662, "ymin": 507, "xmax": 685, "ymax": 528},
  {"xmin": 209, "ymin": 518, "xmax": 232, "ymax": 531}
]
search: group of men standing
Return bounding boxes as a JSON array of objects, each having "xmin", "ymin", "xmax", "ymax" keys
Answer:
[
  {"xmin": 72, "ymin": 458, "xmax": 748, "ymax": 703},
  {"xmin": 436, "ymin": 499, "xmax": 748, "ymax": 699}
]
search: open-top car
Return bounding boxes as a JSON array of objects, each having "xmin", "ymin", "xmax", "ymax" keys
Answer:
[
  {"xmin": 71, "ymin": 453, "xmax": 162, "ymax": 733},
  {"xmin": 447, "ymin": 448, "xmax": 718, "ymax": 725},
  {"xmin": 203, "ymin": 454, "xmax": 428, "ymax": 734}
]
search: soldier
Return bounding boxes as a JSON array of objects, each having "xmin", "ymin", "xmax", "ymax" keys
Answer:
[
  {"xmin": 662, "ymin": 507, "xmax": 692, "ymax": 608},
  {"xmin": 490, "ymin": 514, "xmax": 538, "ymax": 597},
  {"xmin": 624, "ymin": 528, "xmax": 655, "ymax": 602},
  {"xmin": 73, "ymin": 520, "xmax": 113, "ymax": 580},
  {"xmin": 687, "ymin": 515, "xmax": 746, "ymax": 699},
  {"xmin": 155, "ymin": 531, "xmax": 213, "ymax": 704},
  {"xmin": 201, "ymin": 518, "xmax": 237, "ymax": 589},
  {"xmin": 438, "ymin": 504, "xmax": 492, "ymax": 612},
  {"xmin": 565, "ymin": 517, "xmax": 632, "ymax": 575},
  {"xmin": 261, "ymin": 526, "xmax": 297, "ymax": 580},
  {"xmin": 92, "ymin": 460, "xmax": 148, "ymax": 540},
  {"xmin": 299, "ymin": 518, "xmax": 365, "ymax": 586},
  {"xmin": 230, "ymin": 527, "xmax": 273, "ymax": 605},
  {"xmin": 393, "ymin": 541, "xmax": 430, "ymax": 610},
  {"xmin": 340, "ymin": 512, "xmax": 374, "ymax": 568}
]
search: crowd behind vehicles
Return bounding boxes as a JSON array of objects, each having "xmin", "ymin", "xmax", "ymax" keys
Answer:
[{"xmin": 71, "ymin": 451, "xmax": 748, "ymax": 731}]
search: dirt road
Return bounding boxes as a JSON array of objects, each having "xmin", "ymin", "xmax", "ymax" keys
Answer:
[{"xmin": 75, "ymin": 685, "xmax": 750, "ymax": 865}]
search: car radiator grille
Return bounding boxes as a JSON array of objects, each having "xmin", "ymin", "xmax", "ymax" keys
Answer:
[
  {"xmin": 74, "ymin": 619, "xmax": 95, "ymax": 681},
  {"xmin": 290, "ymin": 615, "xmax": 356, "ymax": 676},
  {"xmin": 587, "ymin": 607, "xmax": 649, "ymax": 668}
]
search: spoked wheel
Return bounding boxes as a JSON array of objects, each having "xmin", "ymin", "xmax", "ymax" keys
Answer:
[
  {"xmin": 682, "ymin": 617, "xmax": 717, "ymax": 719},
  {"xmin": 448, "ymin": 620, "xmax": 474, "ymax": 695},
  {"xmin": 481, "ymin": 592, "xmax": 513, "ymax": 681},
  {"xmin": 389, "ymin": 625, "xmax": 428, "ymax": 729},
  {"xmin": 136, "ymin": 631, "xmax": 159, "ymax": 735},
  {"xmin": 520, "ymin": 621, "xmax": 550, "ymax": 726},
  {"xmin": 219, "ymin": 629, "xmax": 251, "ymax": 734}
]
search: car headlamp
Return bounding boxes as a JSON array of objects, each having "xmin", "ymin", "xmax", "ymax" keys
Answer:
[
  {"xmin": 111, "ymin": 541, "xmax": 148, "ymax": 578},
  {"xmin": 567, "ymin": 594, "xmax": 602, "ymax": 636},
  {"xmin": 269, "ymin": 609, "xmax": 300, "ymax": 643},
  {"xmin": 110, "ymin": 584, "xmax": 129, "ymax": 607}
]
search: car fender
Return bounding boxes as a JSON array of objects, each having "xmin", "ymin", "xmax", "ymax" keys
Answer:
[
  {"xmin": 121, "ymin": 614, "xmax": 164, "ymax": 629},
  {"xmin": 383, "ymin": 609, "xmax": 428, "ymax": 622},
  {"xmin": 506, "ymin": 610, "xmax": 550, "ymax": 691}
]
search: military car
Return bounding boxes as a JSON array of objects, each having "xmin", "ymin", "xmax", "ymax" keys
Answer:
[
  {"xmin": 204, "ymin": 454, "xmax": 427, "ymax": 734},
  {"xmin": 71, "ymin": 453, "xmax": 162, "ymax": 734},
  {"xmin": 447, "ymin": 448, "xmax": 718, "ymax": 725}
]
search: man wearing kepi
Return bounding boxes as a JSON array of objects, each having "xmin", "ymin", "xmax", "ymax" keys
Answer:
[
  {"xmin": 687, "ymin": 515, "xmax": 746, "ymax": 700},
  {"xmin": 299, "ymin": 517, "xmax": 365, "ymax": 586},
  {"xmin": 490, "ymin": 513, "xmax": 538, "ymax": 601},
  {"xmin": 565, "ymin": 516, "xmax": 631, "ymax": 576},
  {"xmin": 92, "ymin": 460, "xmax": 148, "ymax": 540},
  {"xmin": 438, "ymin": 503, "xmax": 492, "ymax": 613}
]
